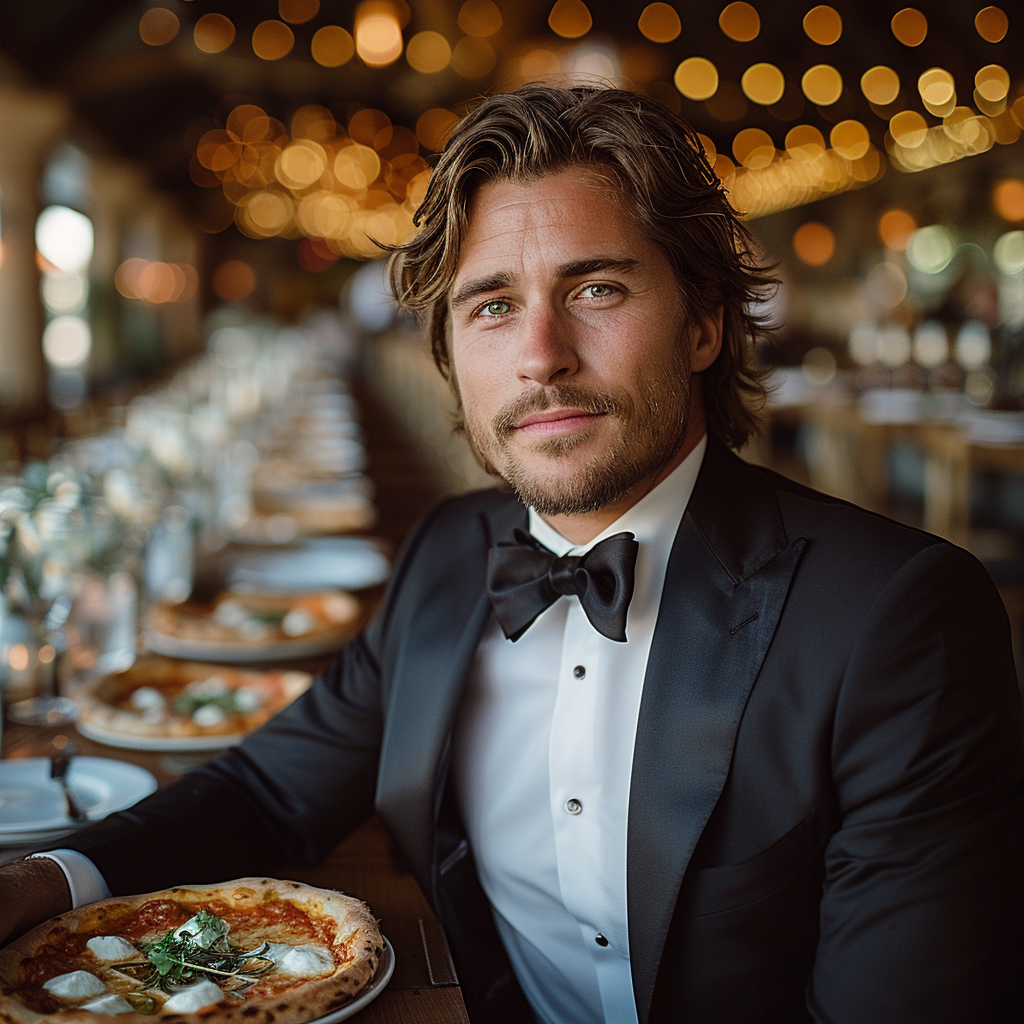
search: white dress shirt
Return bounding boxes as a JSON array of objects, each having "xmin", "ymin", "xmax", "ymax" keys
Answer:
[
  {"xmin": 452, "ymin": 435, "xmax": 706, "ymax": 1024},
  {"xmin": 42, "ymin": 435, "xmax": 707, "ymax": 1024}
]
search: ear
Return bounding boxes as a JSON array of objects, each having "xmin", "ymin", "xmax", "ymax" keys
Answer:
[{"xmin": 690, "ymin": 307, "xmax": 724, "ymax": 374}]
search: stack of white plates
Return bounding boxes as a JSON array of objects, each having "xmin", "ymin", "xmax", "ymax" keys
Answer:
[{"xmin": 0, "ymin": 756, "xmax": 157, "ymax": 850}]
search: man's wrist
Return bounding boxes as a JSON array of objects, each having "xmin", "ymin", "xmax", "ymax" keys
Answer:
[{"xmin": 0, "ymin": 856, "xmax": 73, "ymax": 946}]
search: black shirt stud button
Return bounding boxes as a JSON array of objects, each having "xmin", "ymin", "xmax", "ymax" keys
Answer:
[
  {"xmin": 565, "ymin": 798, "xmax": 583, "ymax": 815},
  {"xmin": 595, "ymin": 934, "xmax": 609, "ymax": 947},
  {"xmin": 573, "ymin": 665, "xmax": 586, "ymax": 679}
]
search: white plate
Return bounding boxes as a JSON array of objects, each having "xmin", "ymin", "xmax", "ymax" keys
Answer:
[
  {"xmin": 74, "ymin": 719, "xmax": 246, "ymax": 752},
  {"xmin": 0, "ymin": 757, "xmax": 157, "ymax": 842},
  {"xmin": 308, "ymin": 937, "xmax": 395, "ymax": 1023},
  {"xmin": 144, "ymin": 627, "xmax": 351, "ymax": 665},
  {"xmin": 227, "ymin": 539, "xmax": 390, "ymax": 594}
]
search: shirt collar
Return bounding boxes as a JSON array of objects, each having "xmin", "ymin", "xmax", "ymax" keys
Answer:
[{"xmin": 527, "ymin": 433, "xmax": 708, "ymax": 558}]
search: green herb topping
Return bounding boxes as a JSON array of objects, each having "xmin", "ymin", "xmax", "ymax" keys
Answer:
[{"xmin": 113, "ymin": 911, "xmax": 276, "ymax": 997}]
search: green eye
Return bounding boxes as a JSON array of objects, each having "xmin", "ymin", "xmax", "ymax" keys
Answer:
[
  {"xmin": 483, "ymin": 300, "xmax": 510, "ymax": 315},
  {"xmin": 587, "ymin": 284, "xmax": 613, "ymax": 297}
]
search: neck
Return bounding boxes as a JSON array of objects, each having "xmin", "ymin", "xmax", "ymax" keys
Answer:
[{"xmin": 537, "ymin": 416, "xmax": 707, "ymax": 546}]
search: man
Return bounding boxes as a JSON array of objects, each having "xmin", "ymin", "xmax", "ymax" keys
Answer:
[{"xmin": 2, "ymin": 85, "xmax": 1022, "ymax": 1023}]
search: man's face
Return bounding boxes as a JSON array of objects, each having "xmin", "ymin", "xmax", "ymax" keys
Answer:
[{"xmin": 448, "ymin": 165, "xmax": 709, "ymax": 516}]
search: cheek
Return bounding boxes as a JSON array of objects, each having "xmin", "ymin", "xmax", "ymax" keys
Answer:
[{"xmin": 451, "ymin": 343, "xmax": 509, "ymax": 418}]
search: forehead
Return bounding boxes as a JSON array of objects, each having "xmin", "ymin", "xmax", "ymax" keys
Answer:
[{"xmin": 454, "ymin": 166, "xmax": 646, "ymax": 277}]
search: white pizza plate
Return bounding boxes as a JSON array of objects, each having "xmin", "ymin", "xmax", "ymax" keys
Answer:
[
  {"xmin": 307, "ymin": 937, "xmax": 395, "ymax": 1024},
  {"xmin": 226, "ymin": 538, "xmax": 390, "ymax": 595},
  {"xmin": 143, "ymin": 625, "xmax": 353, "ymax": 665},
  {"xmin": 74, "ymin": 719, "xmax": 247, "ymax": 752},
  {"xmin": 0, "ymin": 757, "xmax": 157, "ymax": 844}
]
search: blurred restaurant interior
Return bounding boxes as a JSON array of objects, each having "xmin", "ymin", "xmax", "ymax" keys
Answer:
[
  {"xmin": 0, "ymin": 0, "xmax": 1023, "ymax": 1009},
  {"xmin": 2, "ymin": 0, "xmax": 1024, "ymax": 724}
]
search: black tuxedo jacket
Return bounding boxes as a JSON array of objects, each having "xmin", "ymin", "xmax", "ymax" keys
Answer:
[{"xmin": 61, "ymin": 438, "xmax": 1024, "ymax": 1023}]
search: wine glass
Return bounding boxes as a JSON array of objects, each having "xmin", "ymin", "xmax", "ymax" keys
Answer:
[{"xmin": 6, "ymin": 499, "xmax": 98, "ymax": 726}]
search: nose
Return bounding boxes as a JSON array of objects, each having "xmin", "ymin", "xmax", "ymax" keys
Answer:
[{"xmin": 515, "ymin": 304, "xmax": 579, "ymax": 385}]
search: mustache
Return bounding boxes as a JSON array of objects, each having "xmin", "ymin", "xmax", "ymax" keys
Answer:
[{"xmin": 492, "ymin": 385, "xmax": 627, "ymax": 441}]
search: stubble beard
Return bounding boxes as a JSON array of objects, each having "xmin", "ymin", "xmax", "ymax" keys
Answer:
[{"xmin": 462, "ymin": 348, "xmax": 693, "ymax": 516}]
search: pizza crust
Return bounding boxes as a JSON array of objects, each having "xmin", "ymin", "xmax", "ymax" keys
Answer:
[{"xmin": 0, "ymin": 878, "xmax": 382, "ymax": 1024}]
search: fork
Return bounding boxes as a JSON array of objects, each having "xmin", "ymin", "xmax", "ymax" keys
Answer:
[{"xmin": 50, "ymin": 738, "xmax": 88, "ymax": 823}]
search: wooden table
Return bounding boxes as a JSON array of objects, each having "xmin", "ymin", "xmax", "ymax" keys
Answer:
[{"xmin": 0, "ymin": 720, "xmax": 470, "ymax": 1024}]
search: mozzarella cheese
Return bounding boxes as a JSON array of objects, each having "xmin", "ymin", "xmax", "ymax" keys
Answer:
[
  {"xmin": 43, "ymin": 971, "xmax": 107, "ymax": 1000},
  {"xmin": 162, "ymin": 979, "xmax": 225, "ymax": 1012},
  {"xmin": 265, "ymin": 943, "xmax": 334, "ymax": 976},
  {"xmin": 86, "ymin": 936, "xmax": 138, "ymax": 961},
  {"xmin": 81, "ymin": 994, "xmax": 134, "ymax": 1015}
]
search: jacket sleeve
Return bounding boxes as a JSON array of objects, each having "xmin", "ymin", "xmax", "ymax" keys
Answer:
[
  {"xmin": 48, "ymin": 499, "xmax": 453, "ymax": 897},
  {"xmin": 809, "ymin": 542, "xmax": 1024, "ymax": 1023}
]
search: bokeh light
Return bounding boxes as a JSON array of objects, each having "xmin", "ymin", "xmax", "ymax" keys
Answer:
[
  {"xmin": 741, "ymin": 63, "xmax": 785, "ymax": 106},
  {"xmin": 877, "ymin": 325, "xmax": 912, "ymax": 368},
  {"xmin": 993, "ymin": 179, "xmax": 1024, "ymax": 221},
  {"xmin": 311, "ymin": 26, "xmax": 355, "ymax": 66},
  {"xmin": 279, "ymin": 0, "xmax": 319, "ymax": 24},
  {"xmin": 878, "ymin": 209, "xmax": 916, "ymax": 250},
  {"xmin": 139, "ymin": 8, "xmax": 180, "ymax": 46},
  {"xmin": 732, "ymin": 127, "xmax": 775, "ymax": 168},
  {"xmin": 458, "ymin": 0, "xmax": 503, "ymax": 36},
  {"xmin": 994, "ymin": 231, "xmax": 1024, "ymax": 274},
  {"xmin": 913, "ymin": 321, "xmax": 948, "ymax": 368},
  {"xmin": 955, "ymin": 321, "xmax": 991, "ymax": 369},
  {"xmin": 830, "ymin": 119, "xmax": 869, "ymax": 160},
  {"xmin": 793, "ymin": 221, "xmax": 835, "ymax": 266},
  {"xmin": 213, "ymin": 261, "xmax": 256, "ymax": 302},
  {"xmin": 975, "ymin": 7, "xmax": 1008, "ymax": 43},
  {"xmin": 36, "ymin": 207, "xmax": 93, "ymax": 274},
  {"xmin": 785, "ymin": 124, "xmax": 825, "ymax": 161},
  {"xmin": 355, "ymin": 1, "xmax": 404, "ymax": 67},
  {"xmin": 252, "ymin": 20, "xmax": 295, "ymax": 60},
  {"xmin": 918, "ymin": 67, "xmax": 955, "ymax": 116},
  {"xmin": 407, "ymin": 31, "xmax": 451, "ymax": 73},
  {"xmin": 42, "ymin": 316, "xmax": 91, "ymax": 368},
  {"xmin": 860, "ymin": 66, "xmax": 900, "ymax": 106},
  {"xmin": 975, "ymin": 65, "xmax": 1010, "ymax": 103},
  {"xmin": 802, "ymin": 65, "xmax": 842, "ymax": 106},
  {"xmin": 891, "ymin": 8, "xmax": 927, "ymax": 46},
  {"xmin": 890, "ymin": 110, "xmax": 928, "ymax": 148},
  {"xmin": 194, "ymin": 14, "xmax": 236, "ymax": 53},
  {"xmin": 906, "ymin": 224, "xmax": 954, "ymax": 273},
  {"xmin": 803, "ymin": 6, "xmax": 842, "ymax": 45},
  {"xmin": 638, "ymin": 3, "xmax": 681, "ymax": 43},
  {"xmin": 674, "ymin": 57, "xmax": 718, "ymax": 100},
  {"xmin": 719, "ymin": 2, "xmax": 760, "ymax": 42},
  {"xmin": 548, "ymin": 0, "xmax": 593, "ymax": 39},
  {"xmin": 802, "ymin": 346, "xmax": 837, "ymax": 385}
]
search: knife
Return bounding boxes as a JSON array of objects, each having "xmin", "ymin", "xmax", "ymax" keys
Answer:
[{"xmin": 50, "ymin": 740, "xmax": 88, "ymax": 823}]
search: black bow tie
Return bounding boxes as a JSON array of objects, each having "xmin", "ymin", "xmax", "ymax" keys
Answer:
[{"xmin": 486, "ymin": 528, "xmax": 639, "ymax": 643}]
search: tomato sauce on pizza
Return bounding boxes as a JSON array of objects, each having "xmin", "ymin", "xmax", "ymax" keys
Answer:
[{"xmin": 0, "ymin": 879, "xmax": 382, "ymax": 1024}]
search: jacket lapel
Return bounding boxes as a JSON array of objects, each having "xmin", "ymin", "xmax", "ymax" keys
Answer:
[
  {"xmin": 375, "ymin": 495, "xmax": 527, "ymax": 892},
  {"xmin": 627, "ymin": 439, "xmax": 806, "ymax": 1024}
]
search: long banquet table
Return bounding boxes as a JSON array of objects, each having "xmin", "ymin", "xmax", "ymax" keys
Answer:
[{"xmin": 0, "ymin": 720, "xmax": 470, "ymax": 1024}]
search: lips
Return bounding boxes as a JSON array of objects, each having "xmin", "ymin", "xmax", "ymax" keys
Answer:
[{"xmin": 515, "ymin": 408, "xmax": 604, "ymax": 436}]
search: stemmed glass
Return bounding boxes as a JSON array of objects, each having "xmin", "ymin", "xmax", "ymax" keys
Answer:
[{"xmin": 5, "ymin": 498, "xmax": 104, "ymax": 726}]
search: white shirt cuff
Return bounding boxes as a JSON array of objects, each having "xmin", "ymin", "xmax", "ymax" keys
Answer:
[{"xmin": 30, "ymin": 850, "xmax": 112, "ymax": 908}]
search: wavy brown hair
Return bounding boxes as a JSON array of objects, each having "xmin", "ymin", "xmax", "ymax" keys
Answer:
[{"xmin": 387, "ymin": 83, "xmax": 777, "ymax": 449}]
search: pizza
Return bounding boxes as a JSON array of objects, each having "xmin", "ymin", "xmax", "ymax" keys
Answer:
[
  {"xmin": 145, "ymin": 592, "xmax": 362, "ymax": 662},
  {"xmin": 77, "ymin": 659, "xmax": 312, "ymax": 745},
  {"xmin": 0, "ymin": 878, "xmax": 383, "ymax": 1024}
]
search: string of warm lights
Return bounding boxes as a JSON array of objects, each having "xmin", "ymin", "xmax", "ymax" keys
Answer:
[{"xmin": 136, "ymin": 2, "xmax": 1020, "ymax": 249}]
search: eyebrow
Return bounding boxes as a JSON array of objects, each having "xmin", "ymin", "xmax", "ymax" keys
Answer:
[{"xmin": 449, "ymin": 256, "xmax": 642, "ymax": 311}]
